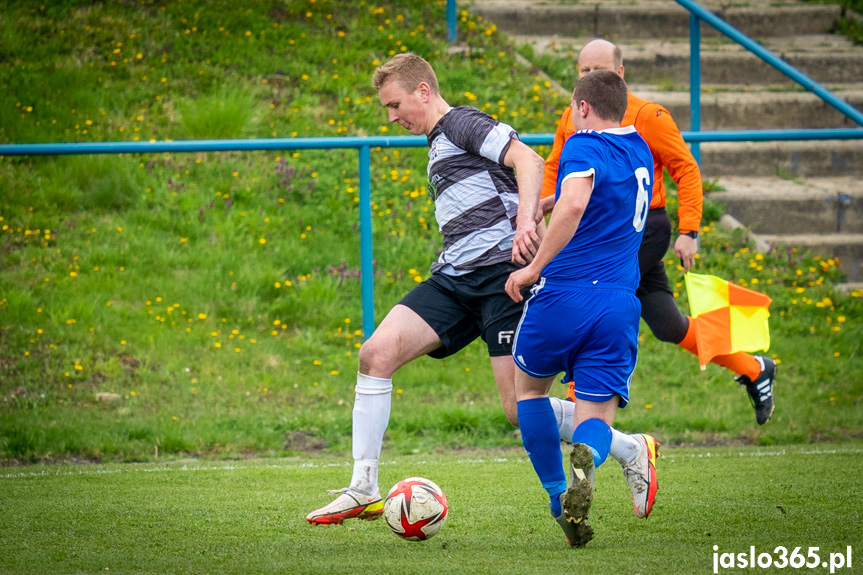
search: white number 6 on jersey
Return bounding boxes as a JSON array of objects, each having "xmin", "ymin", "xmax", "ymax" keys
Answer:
[{"xmin": 633, "ymin": 166, "xmax": 650, "ymax": 232}]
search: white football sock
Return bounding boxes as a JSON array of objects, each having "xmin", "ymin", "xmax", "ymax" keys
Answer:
[
  {"xmin": 349, "ymin": 372, "xmax": 393, "ymax": 496},
  {"xmin": 549, "ymin": 396, "xmax": 575, "ymax": 442},
  {"xmin": 609, "ymin": 427, "xmax": 641, "ymax": 465}
]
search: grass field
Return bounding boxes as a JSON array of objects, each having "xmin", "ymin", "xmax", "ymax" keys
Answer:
[{"xmin": 2, "ymin": 445, "xmax": 861, "ymax": 574}]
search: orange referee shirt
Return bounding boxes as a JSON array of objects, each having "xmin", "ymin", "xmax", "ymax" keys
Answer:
[{"xmin": 541, "ymin": 92, "xmax": 703, "ymax": 235}]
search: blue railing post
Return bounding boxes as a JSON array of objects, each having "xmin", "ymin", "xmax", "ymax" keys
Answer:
[
  {"xmin": 689, "ymin": 11, "xmax": 702, "ymax": 165},
  {"xmin": 447, "ymin": 0, "xmax": 457, "ymax": 42},
  {"xmin": 358, "ymin": 144, "xmax": 375, "ymax": 340}
]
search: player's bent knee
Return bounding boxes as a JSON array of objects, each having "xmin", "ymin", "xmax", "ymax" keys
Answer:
[{"xmin": 358, "ymin": 336, "xmax": 401, "ymax": 376}]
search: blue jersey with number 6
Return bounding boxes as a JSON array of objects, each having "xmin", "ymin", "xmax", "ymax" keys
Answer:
[{"xmin": 543, "ymin": 126, "xmax": 653, "ymax": 290}]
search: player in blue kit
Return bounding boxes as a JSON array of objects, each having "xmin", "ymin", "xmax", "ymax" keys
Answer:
[{"xmin": 504, "ymin": 70, "xmax": 658, "ymax": 548}]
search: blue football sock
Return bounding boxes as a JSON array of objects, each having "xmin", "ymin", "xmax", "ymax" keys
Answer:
[
  {"xmin": 517, "ymin": 398, "xmax": 568, "ymax": 516},
  {"xmin": 571, "ymin": 418, "xmax": 612, "ymax": 469}
]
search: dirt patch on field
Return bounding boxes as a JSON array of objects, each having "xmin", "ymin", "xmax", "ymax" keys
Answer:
[{"xmin": 284, "ymin": 430, "xmax": 328, "ymax": 453}]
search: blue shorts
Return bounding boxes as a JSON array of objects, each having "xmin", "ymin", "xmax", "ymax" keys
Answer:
[{"xmin": 512, "ymin": 279, "xmax": 640, "ymax": 408}]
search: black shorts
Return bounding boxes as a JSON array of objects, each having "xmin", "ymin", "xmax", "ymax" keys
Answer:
[
  {"xmin": 636, "ymin": 208, "xmax": 674, "ymax": 299},
  {"xmin": 398, "ymin": 261, "xmax": 524, "ymax": 358}
]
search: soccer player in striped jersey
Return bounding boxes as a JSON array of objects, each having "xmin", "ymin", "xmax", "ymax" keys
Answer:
[{"xmin": 307, "ymin": 52, "xmax": 552, "ymax": 525}]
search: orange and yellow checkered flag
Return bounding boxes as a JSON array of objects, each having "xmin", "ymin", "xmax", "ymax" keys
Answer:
[{"xmin": 684, "ymin": 272, "xmax": 772, "ymax": 369}]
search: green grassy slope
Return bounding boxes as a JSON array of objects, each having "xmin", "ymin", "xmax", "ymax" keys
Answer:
[{"xmin": 1, "ymin": 0, "xmax": 861, "ymax": 463}]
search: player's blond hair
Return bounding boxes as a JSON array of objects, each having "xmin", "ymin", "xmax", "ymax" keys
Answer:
[{"xmin": 372, "ymin": 53, "xmax": 440, "ymax": 95}]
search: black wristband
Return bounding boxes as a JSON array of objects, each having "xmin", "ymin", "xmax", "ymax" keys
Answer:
[{"xmin": 681, "ymin": 231, "xmax": 699, "ymax": 239}]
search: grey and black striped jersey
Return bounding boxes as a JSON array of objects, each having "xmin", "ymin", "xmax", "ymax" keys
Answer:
[{"xmin": 425, "ymin": 106, "xmax": 521, "ymax": 275}]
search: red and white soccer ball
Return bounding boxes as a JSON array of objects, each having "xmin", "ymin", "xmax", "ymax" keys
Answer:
[{"xmin": 383, "ymin": 477, "xmax": 449, "ymax": 541}]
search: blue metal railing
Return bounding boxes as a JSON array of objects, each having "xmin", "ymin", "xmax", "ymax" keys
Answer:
[
  {"xmin": 0, "ymin": 136, "xmax": 426, "ymax": 339},
  {"xmin": 689, "ymin": 9, "xmax": 701, "ymax": 160},
  {"xmin": 447, "ymin": 0, "xmax": 457, "ymax": 42},
  {"xmin": 676, "ymin": 0, "xmax": 863, "ymax": 163},
  {"xmin": 2, "ymin": 128, "xmax": 862, "ymax": 336}
]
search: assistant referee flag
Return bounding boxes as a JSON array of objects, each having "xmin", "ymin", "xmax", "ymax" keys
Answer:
[{"xmin": 684, "ymin": 272, "xmax": 772, "ymax": 369}]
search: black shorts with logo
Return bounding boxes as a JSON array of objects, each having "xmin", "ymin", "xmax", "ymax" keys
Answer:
[{"xmin": 398, "ymin": 261, "xmax": 524, "ymax": 358}]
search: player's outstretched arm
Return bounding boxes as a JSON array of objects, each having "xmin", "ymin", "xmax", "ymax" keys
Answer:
[
  {"xmin": 505, "ymin": 175, "xmax": 592, "ymax": 302},
  {"xmin": 647, "ymin": 106, "xmax": 702, "ymax": 271},
  {"xmin": 504, "ymin": 139, "xmax": 544, "ymax": 265}
]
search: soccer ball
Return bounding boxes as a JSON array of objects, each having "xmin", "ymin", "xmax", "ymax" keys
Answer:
[{"xmin": 383, "ymin": 477, "xmax": 449, "ymax": 541}]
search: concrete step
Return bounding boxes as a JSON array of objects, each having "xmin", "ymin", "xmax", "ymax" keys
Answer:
[
  {"xmin": 758, "ymin": 232, "xmax": 863, "ymax": 281},
  {"xmin": 517, "ymin": 34, "xmax": 863, "ymax": 86},
  {"xmin": 836, "ymin": 281, "xmax": 863, "ymax": 293},
  {"xmin": 699, "ymin": 141, "xmax": 863, "ymax": 178},
  {"xmin": 627, "ymin": 86, "xmax": 863, "ymax": 131},
  {"xmin": 707, "ymin": 176, "xmax": 863, "ymax": 234},
  {"xmin": 712, "ymin": 177, "xmax": 863, "ymax": 281},
  {"xmin": 717, "ymin": 214, "xmax": 863, "ymax": 282},
  {"xmin": 473, "ymin": 0, "xmax": 844, "ymax": 40},
  {"xmin": 625, "ymin": 39, "xmax": 862, "ymax": 87}
]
